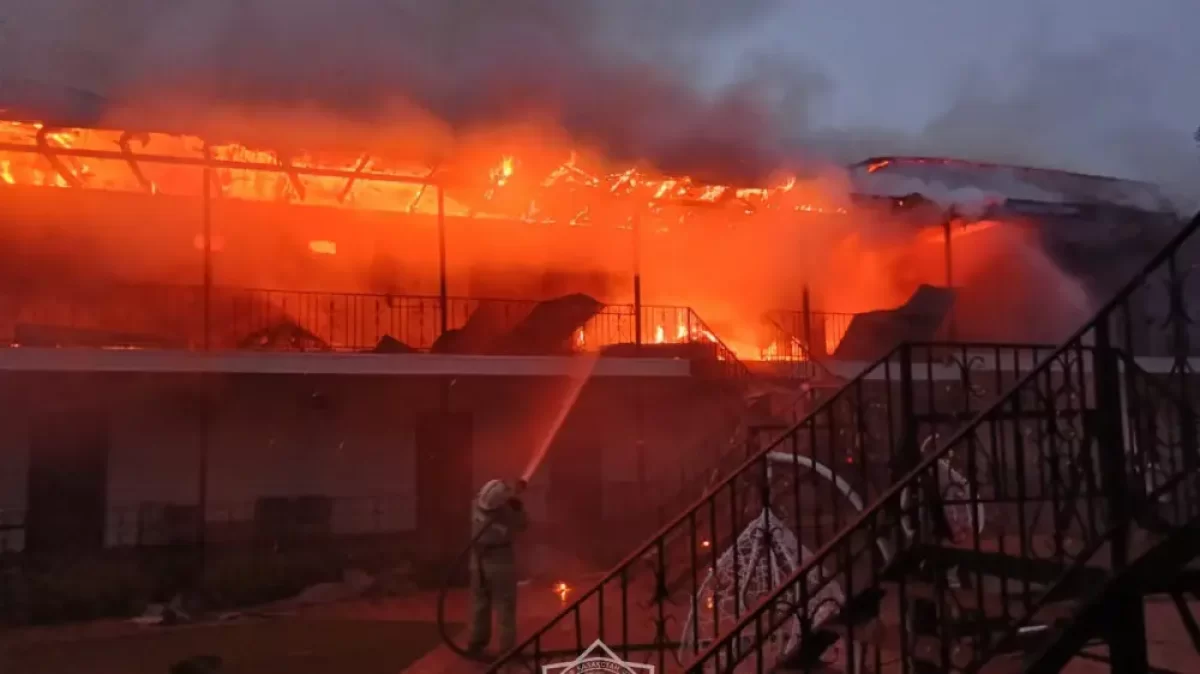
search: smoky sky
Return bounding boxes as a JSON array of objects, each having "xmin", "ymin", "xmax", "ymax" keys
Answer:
[{"xmin": 1, "ymin": 0, "xmax": 1198, "ymax": 201}]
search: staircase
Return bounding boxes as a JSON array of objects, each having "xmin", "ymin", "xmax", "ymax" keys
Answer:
[
  {"xmin": 679, "ymin": 211, "xmax": 1200, "ymax": 673},
  {"xmin": 488, "ymin": 341, "xmax": 1055, "ymax": 672}
]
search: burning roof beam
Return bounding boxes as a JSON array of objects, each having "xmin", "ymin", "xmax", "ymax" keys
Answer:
[
  {"xmin": 277, "ymin": 153, "xmax": 307, "ymax": 201},
  {"xmin": 0, "ymin": 140, "xmax": 436, "ymax": 187},
  {"xmin": 35, "ymin": 127, "xmax": 82, "ymax": 188},
  {"xmin": 337, "ymin": 154, "xmax": 372, "ymax": 204},
  {"xmin": 117, "ymin": 131, "xmax": 155, "ymax": 193},
  {"xmin": 0, "ymin": 119, "xmax": 852, "ymax": 225}
]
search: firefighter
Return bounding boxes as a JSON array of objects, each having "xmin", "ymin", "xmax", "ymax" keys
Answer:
[{"xmin": 466, "ymin": 477, "xmax": 528, "ymax": 655}]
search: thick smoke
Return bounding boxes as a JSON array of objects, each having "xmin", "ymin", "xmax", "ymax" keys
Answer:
[
  {"xmin": 0, "ymin": 0, "xmax": 824, "ymax": 181},
  {"xmin": 795, "ymin": 37, "xmax": 1200, "ymax": 210},
  {"xmin": 2, "ymin": 0, "xmax": 1195, "ymax": 196}
]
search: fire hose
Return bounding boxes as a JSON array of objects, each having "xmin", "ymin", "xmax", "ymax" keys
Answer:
[
  {"xmin": 436, "ymin": 516, "xmax": 500, "ymax": 664},
  {"xmin": 437, "ymin": 356, "xmax": 598, "ymax": 663}
]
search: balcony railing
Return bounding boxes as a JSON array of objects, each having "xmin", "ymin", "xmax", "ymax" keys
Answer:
[
  {"xmin": 0, "ymin": 284, "xmax": 745, "ymax": 367},
  {"xmin": 765, "ymin": 309, "xmax": 861, "ymax": 361}
]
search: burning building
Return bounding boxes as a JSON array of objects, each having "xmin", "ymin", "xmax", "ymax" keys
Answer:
[{"xmin": 0, "ymin": 106, "xmax": 1182, "ymax": 620}]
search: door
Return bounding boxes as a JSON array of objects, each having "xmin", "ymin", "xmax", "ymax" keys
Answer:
[{"xmin": 25, "ymin": 394, "xmax": 109, "ymax": 562}]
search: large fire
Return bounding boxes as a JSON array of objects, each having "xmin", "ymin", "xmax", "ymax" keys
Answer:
[
  {"xmin": 0, "ymin": 120, "xmax": 845, "ymax": 227},
  {"xmin": 0, "ymin": 113, "xmax": 967, "ymax": 360}
]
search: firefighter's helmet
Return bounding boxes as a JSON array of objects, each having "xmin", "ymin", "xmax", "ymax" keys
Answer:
[{"xmin": 476, "ymin": 479, "xmax": 516, "ymax": 511}]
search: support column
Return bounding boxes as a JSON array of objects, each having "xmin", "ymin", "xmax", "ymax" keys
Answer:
[
  {"xmin": 631, "ymin": 211, "xmax": 647, "ymax": 529},
  {"xmin": 632, "ymin": 210, "xmax": 643, "ymax": 349},
  {"xmin": 195, "ymin": 377, "xmax": 210, "ymax": 555},
  {"xmin": 942, "ymin": 216, "xmax": 956, "ymax": 340},
  {"xmin": 201, "ymin": 145, "xmax": 213, "ymax": 352},
  {"xmin": 802, "ymin": 285, "xmax": 815, "ymax": 358},
  {"xmin": 437, "ymin": 186, "xmax": 449, "ymax": 338},
  {"xmin": 197, "ymin": 151, "xmax": 213, "ymax": 573}
]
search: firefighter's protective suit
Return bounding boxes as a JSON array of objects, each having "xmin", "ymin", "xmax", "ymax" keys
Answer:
[{"xmin": 466, "ymin": 478, "xmax": 528, "ymax": 654}]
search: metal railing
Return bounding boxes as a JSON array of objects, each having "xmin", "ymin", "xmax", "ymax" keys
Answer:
[
  {"xmin": 687, "ymin": 210, "xmax": 1200, "ymax": 673},
  {"xmin": 0, "ymin": 284, "xmax": 742, "ymax": 362},
  {"xmin": 487, "ymin": 342, "xmax": 1055, "ymax": 672},
  {"xmin": 767, "ymin": 309, "xmax": 858, "ymax": 360}
]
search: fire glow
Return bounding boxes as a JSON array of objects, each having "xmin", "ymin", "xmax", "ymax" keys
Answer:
[
  {"xmin": 0, "ymin": 112, "xmax": 998, "ymax": 360},
  {"xmin": 0, "ymin": 119, "xmax": 846, "ymax": 228},
  {"xmin": 0, "ymin": 117, "xmax": 877, "ymax": 359}
]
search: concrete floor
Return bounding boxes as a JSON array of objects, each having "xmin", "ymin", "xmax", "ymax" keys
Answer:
[{"xmin": 3, "ymin": 588, "xmax": 1199, "ymax": 673}]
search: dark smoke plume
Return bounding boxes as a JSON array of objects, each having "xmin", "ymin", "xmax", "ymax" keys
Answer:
[
  {"xmin": 0, "ymin": 1, "xmax": 829, "ymax": 181},
  {"xmin": 0, "ymin": 1, "xmax": 1195, "ymax": 198}
]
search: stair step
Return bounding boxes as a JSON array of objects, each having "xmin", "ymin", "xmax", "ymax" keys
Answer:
[
  {"xmin": 776, "ymin": 576, "xmax": 1081, "ymax": 673},
  {"xmin": 891, "ymin": 581, "xmax": 1078, "ymax": 623}
]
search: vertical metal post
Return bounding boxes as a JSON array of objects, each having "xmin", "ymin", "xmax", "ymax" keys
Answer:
[
  {"xmin": 1094, "ymin": 322, "xmax": 1129, "ymax": 568},
  {"xmin": 437, "ymin": 186, "xmax": 448, "ymax": 338},
  {"xmin": 1093, "ymin": 319, "xmax": 1149, "ymax": 670},
  {"xmin": 802, "ymin": 284, "xmax": 814, "ymax": 358},
  {"xmin": 202, "ymin": 146, "xmax": 213, "ymax": 352},
  {"xmin": 196, "ymin": 381, "xmax": 210, "ymax": 554},
  {"xmin": 197, "ymin": 154, "xmax": 213, "ymax": 576},
  {"xmin": 632, "ymin": 210, "xmax": 642, "ymax": 349},
  {"xmin": 898, "ymin": 343, "xmax": 919, "ymax": 477},
  {"xmin": 943, "ymin": 216, "xmax": 956, "ymax": 340},
  {"xmin": 631, "ymin": 210, "xmax": 646, "ymax": 514},
  {"xmin": 1168, "ymin": 257, "xmax": 1198, "ymax": 470}
]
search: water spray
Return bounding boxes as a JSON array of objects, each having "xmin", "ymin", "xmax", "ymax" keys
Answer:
[
  {"xmin": 521, "ymin": 354, "xmax": 601, "ymax": 482},
  {"xmin": 438, "ymin": 353, "xmax": 601, "ymax": 662}
]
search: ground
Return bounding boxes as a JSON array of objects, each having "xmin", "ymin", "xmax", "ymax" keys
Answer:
[
  {"xmin": 3, "ymin": 590, "xmax": 1199, "ymax": 673},
  {"xmin": 0, "ymin": 618, "xmax": 450, "ymax": 674},
  {"xmin": 0, "ymin": 585, "xmax": 559, "ymax": 674}
]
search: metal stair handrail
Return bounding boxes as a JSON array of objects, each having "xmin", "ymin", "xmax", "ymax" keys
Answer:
[
  {"xmin": 489, "ymin": 341, "xmax": 1044, "ymax": 672},
  {"xmin": 983, "ymin": 352, "xmax": 1200, "ymax": 672},
  {"xmin": 687, "ymin": 210, "xmax": 1200, "ymax": 672}
]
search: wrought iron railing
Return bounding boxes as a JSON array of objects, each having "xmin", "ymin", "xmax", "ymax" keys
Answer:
[
  {"xmin": 0, "ymin": 284, "xmax": 744, "ymax": 361},
  {"xmin": 686, "ymin": 210, "xmax": 1200, "ymax": 673},
  {"xmin": 487, "ymin": 342, "xmax": 1054, "ymax": 673},
  {"xmin": 767, "ymin": 309, "xmax": 858, "ymax": 360}
]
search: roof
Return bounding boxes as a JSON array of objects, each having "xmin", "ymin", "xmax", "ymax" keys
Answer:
[{"xmin": 848, "ymin": 156, "xmax": 1175, "ymax": 214}]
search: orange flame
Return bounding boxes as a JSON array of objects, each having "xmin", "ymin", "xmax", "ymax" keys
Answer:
[
  {"xmin": 308, "ymin": 240, "xmax": 337, "ymax": 255},
  {"xmin": 0, "ymin": 116, "xmax": 943, "ymax": 359},
  {"xmin": 0, "ymin": 119, "xmax": 848, "ymax": 228}
]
